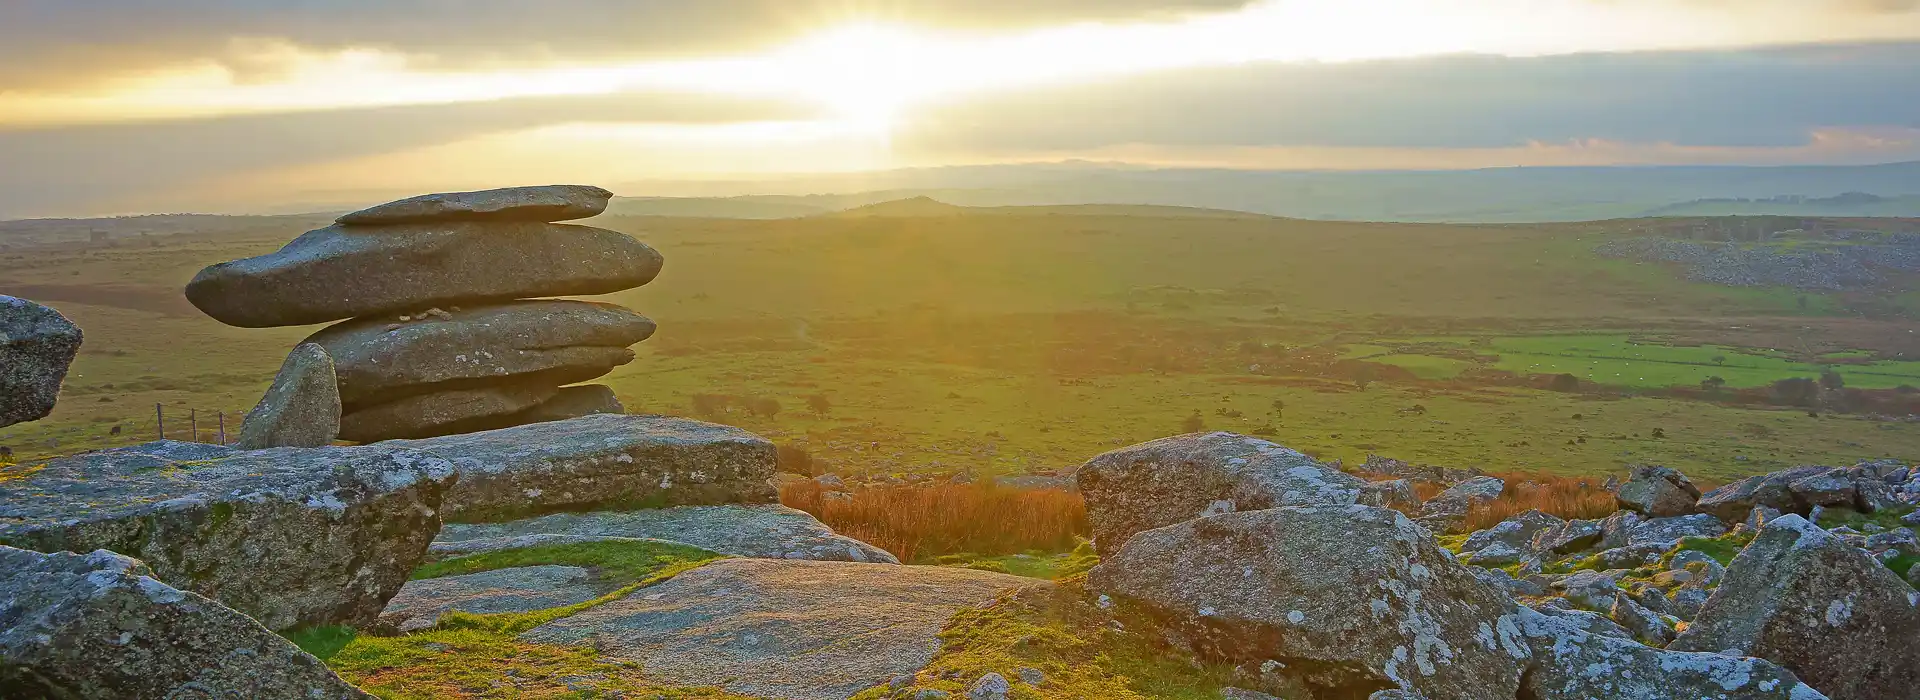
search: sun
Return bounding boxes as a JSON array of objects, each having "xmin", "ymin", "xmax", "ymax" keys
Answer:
[{"xmin": 776, "ymin": 23, "xmax": 933, "ymax": 131}]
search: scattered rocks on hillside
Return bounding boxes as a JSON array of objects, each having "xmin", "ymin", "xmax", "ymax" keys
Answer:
[
  {"xmin": 1614, "ymin": 464, "xmax": 1699, "ymax": 517},
  {"xmin": 1625, "ymin": 513, "xmax": 1726, "ymax": 547},
  {"xmin": 1512, "ymin": 607, "xmax": 1822, "ymax": 700},
  {"xmin": 1698, "ymin": 464, "xmax": 1907, "ymax": 523},
  {"xmin": 1671, "ymin": 514, "xmax": 1920, "ymax": 699},
  {"xmin": 1073, "ymin": 432, "xmax": 1363, "ymax": 555},
  {"xmin": 0, "ymin": 440, "xmax": 457, "ymax": 630},
  {"xmin": 389, "ymin": 414, "xmax": 778, "ymax": 522},
  {"xmin": 0, "ymin": 546, "xmax": 372, "ymax": 699},
  {"xmin": 520, "ymin": 558, "xmax": 1042, "ymax": 700},
  {"xmin": 378, "ymin": 564, "xmax": 607, "ymax": 633},
  {"xmin": 433, "ymin": 503, "xmax": 897, "ymax": 564},
  {"xmin": 0, "ymin": 295, "xmax": 83, "ymax": 428},
  {"xmin": 1358, "ymin": 454, "xmax": 1483, "ymax": 486},
  {"xmin": 1418, "ymin": 476, "xmax": 1505, "ymax": 534},
  {"xmin": 236, "ymin": 342, "xmax": 341, "ymax": 449},
  {"xmin": 1358, "ymin": 478, "xmax": 1420, "ymax": 510},
  {"xmin": 1089, "ymin": 505, "xmax": 1529, "ymax": 699},
  {"xmin": 335, "ymin": 184, "xmax": 612, "ymax": 225},
  {"xmin": 1462, "ymin": 510, "xmax": 1564, "ymax": 566},
  {"xmin": 1530, "ymin": 518, "xmax": 1604, "ymax": 555}
]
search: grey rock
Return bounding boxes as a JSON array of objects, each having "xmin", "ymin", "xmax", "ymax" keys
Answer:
[
  {"xmin": 305, "ymin": 300, "xmax": 654, "ymax": 407},
  {"xmin": 1597, "ymin": 510, "xmax": 1641, "ymax": 549},
  {"xmin": 504, "ymin": 384, "xmax": 625, "ymax": 424},
  {"xmin": 1464, "ymin": 540, "xmax": 1534, "ymax": 567},
  {"xmin": 1667, "ymin": 549, "xmax": 1717, "ymax": 571},
  {"xmin": 1863, "ymin": 527, "xmax": 1919, "ymax": 557},
  {"xmin": 186, "ymin": 221, "xmax": 662, "ymax": 327},
  {"xmin": 236, "ymin": 342, "xmax": 340, "ymax": 449},
  {"xmin": 1614, "ymin": 464, "xmax": 1700, "ymax": 517},
  {"xmin": 391, "ymin": 413, "xmax": 777, "ymax": 522},
  {"xmin": 1530, "ymin": 518, "xmax": 1604, "ymax": 555},
  {"xmin": 521, "ymin": 558, "xmax": 1042, "ymax": 700},
  {"xmin": 1015, "ymin": 667, "xmax": 1045, "ymax": 686},
  {"xmin": 1463, "ymin": 510, "xmax": 1565, "ymax": 555},
  {"xmin": 815, "ymin": 474, "xmax": 847, "ymax": 489},
  {"xmin": 1224, "ymin": 688, "xmax": 1286, "ymax": 700},
  {"xmin": 434, "ymin": 503, "xmax": 897, "ymax": 564},
  {"xmin": 1626, "ymin": 581, "xmax": 1673, "ymax": 616},
  {"xmin": 1418, "ymin": 476, "xmax": 1505, "ymax": 534},
  {"xmin": 1528, "ymin": 605, "xmax": 1633, "ymax": 640},
  {"xmin": 1609, "ymin": 593, "xmax": 1674, "ymax": 646},
  {"xmin": 1627, "ymin": 513, "xmax": 1727, "ymax": 548},
  {"xmin": 1074, "ymin": 432, "xmax": 1363, "ymax": 555},
  {"xmin": 1513, "ymin": 607, "xmax": 1824, "ymax": 700},
  {"xmin": 1696, "ymin": 466, "xmax": 1825, "ymax": 523},
  {"xmin": 337, "ymin": 184, "xmax": 612, "ymax": 225},
  {"xmin": 0, "ymin": 547, "xmax": 372, "ymax": 699},
  {"xmin": 1367, "ymin": 692, "xmax": 1429, "ymax": 700},
  {"xmin": 338, "ymin": 380, "xmax": 558, "ymax": 442},
  {"xmin": 379, "ymin": 565, "xmax": 605, "ymax": 633},
  {"xmin": 1670, "ymin": 584, "xmax": 1711, "ymax": 621},
  {"xmin": 1590, "ymin": 543, "xmax": 1669, "ymax": 569},
  {"xmin": 0, "ymin": 440, "xmax": 456, "ymax": 630},
  {"xmin": 1738, "ymin": 504, "xmax": 1785, "ymax": 534},
  {"xmin": 1790, "ymin": 468, "xmax": 1860, "ymax": 509},
  {"xmin": 967, "ymin": 672, "xmax": 1010, "ymax": 700},
  {"xmin": 1555, "ymin": 569, "xmax": 1626, "ymax": 611},
  {"xmin": 0, "ymin": 296, "xmax": 82, "ymax": 428},
  {"xmin": 915, "ymin": 690, "xmax": 953, "ymax": 700},
  {"xmin": 994, "ymin": 474, "xmax": 1075, "ymax": 491},
  {"xmin": 1357, "ymin": 478, "xmax": 1419, "ymax": 509},
  {"xmin": 1088, "ymin": 505, "xmax": 1527, "ymax": 699},
  {"xmin": 1671, "ymin": 514, "xmax": 1920, "ymax": 700}
]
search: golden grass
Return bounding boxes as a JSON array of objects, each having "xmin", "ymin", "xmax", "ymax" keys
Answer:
[
  {"xmin": 1461, "ymin": 471, "xmax": 1619, "ymax": 531},
  {"xmin": 781, "ymin": 481, "xmax": 1088, "ymax": 563}
]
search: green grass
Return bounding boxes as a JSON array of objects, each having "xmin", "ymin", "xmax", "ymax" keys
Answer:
[
  {"xmin": 1813, "ymin": 505, "xmax": 1918, "ymax": 532},
  {"xmin": 411, "ymin": 539, "xmax": 725, "ymax": 586},
  {"xmin": 1664, "ymin": 533, "xmax": 1755, "ymax": 568},
  {"xmin": 1482, "ymin": 334, "xmax": 1920, "ymax": 389},
  {"xmin": 929, "ymin": 539, "xmax": 1100, "ymax": 580}
]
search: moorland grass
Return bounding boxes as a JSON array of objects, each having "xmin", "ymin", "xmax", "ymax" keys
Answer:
[{"xmin": 410, "ymin": 539, "xmax": 723, "ymax": 585}]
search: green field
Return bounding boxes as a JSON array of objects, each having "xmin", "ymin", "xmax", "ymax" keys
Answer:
[{"xmin": 3, "ymin": 211, "xmax": 1917, "ymax": 482}]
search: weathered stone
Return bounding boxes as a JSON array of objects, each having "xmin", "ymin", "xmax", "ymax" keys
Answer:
[
  {"xmin": 304, "ymin": 300, "xmax": 654, "ymax": 407},
  {"xmin": 0, "ymin": 441, "xmax": 456, "ymax": 631},
  {"xmin": 1790, "ymin": 468, "xmax": 1860, "ymax": 509},
  {"xmin": 1463, "ymin": 510, "xmax": 1564, "ymax": 557},
  {"xmin": 1417, "ymin": 476, "xmax": 1505, "ymax": 533},
  {"xmin": 236, "ymin": 342, "xmax": 341, "ymax": 449},
  {"xmin": 1626, "ymin": 513, "xmax": 1726, "ymax": 547},
  {"xmin": 1614, "ymin": 465, "xmax": 1700, "ymax": 517},
  {"xmin": 433, "ymin": 503, "xmax": 897, "ymax": 564},
  {"xmin": 967, "ymin": 672, "xmax": 1011, "ymax": 700},
  {"xmin": 1530, "ymin": 518, "xmax": 1604, "ymax": 555},
  {"xmin": 1513, "ymin": 607, "xmax": 1824, "ymax": 700},
  {"xmin": 1590, "ymin": 543, "xmax": 1669, "ymax": 569},
  {"xmin": 378, "ymin": 565, "xmax": 607, "ymax": 633},
  {"xmin": 1863, "ymin": 527, "xmax": 1919, "ymax": 557},
  {"xmin": 390, "ymin": 414, "xmax": 777, "ymax": 522},
  {"xmin": 0, "ymin": 547, "xmax": 372, "ymax": 699},
  {"xmin": 1597, "ymin": 510, "xmax": 1640, "ymax": 549},
  {"xmin": 1608, "ymin": 593, "xmax": 1674, "ymax": 646},
  {"xmin": 0, "ymin": 296, "xmax": 82, "ymax": 428},
  {"xmin": 1670, "ymin": 584, "xmax": 1711, "ymax": 621},
  {"xmin": 521, "ymin": 558, "xmax": 1041, "ymax": 700},
  {"xmin": 504, "ymin": 384, "xmax": 625, "ymax": 424},
  {"xmin": 337, "ymin": 184, "xmax": 613, "ymax": 225},
  {"xmin": 1073, "ymin": 432, "xmax": 1363, "ymax": 555},
  {"xmin": 1671, "ymin": 514, "xmax": 1920, "ymax": 700},
  {"xmin": 1358, "ymin": 479, "xmax": 1419, "ymax": 510},
  {"xmin": 1528, "ymin": 605, "xmax": 1633, "ymax": 640},
  {"xmin": 1089, "ymin": 505, "xmax": 1527, "ymax": 699},
  {"xmin": 338, "ymin": 381, "xmax": 558, "ymax": 442},
  {"xmin": 1555, "ymin": 569, "xmax": 1626, "ymax": 611},
  {"xmin": 186, "ymin": 221, "xmax": 663, "ymax": 327},
  {"xmin": 1696, "ymin": 466, "xmax": 1824, "ymax": 522}
]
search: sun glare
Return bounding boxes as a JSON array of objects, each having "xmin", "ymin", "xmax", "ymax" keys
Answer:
[{"xmin": 776, "ymin": 23, "xmax": 926, "ymax": 131}]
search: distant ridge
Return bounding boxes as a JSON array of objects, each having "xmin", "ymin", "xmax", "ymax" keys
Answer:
[{"xmin": 820, "ymin": 197, "xmax": 1278, "ymax": 220}]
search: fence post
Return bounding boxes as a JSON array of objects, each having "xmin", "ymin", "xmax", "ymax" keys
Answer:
[
  {"xmin": 217, "ymin": 412, "xmax": 227, "ymax": 445},
  {"xmin": 155, "ymin": 403, "xmax": 165, "ymax": 440},
  {"xmin": 189, "ymin": 410, "xmax": 198, "ymax": 443}
]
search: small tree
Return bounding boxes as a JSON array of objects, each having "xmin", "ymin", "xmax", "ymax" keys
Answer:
[
  {"xmin": 1181, "ymin": 410, "xmax": 1206, "ymax": 433},
  {"xmin": 1700, "ymin": 376, "xmax": 1726, "ymax": 391},
  {"xmin": 1818, "ymin": 368, "xmax": 1845, "ymax": 391},
  {"xmin": 806, "ymin": 393, "xmax": 832, "ymax": 416}
]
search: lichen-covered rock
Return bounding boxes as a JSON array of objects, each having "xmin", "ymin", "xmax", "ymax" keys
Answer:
[
  {"xmin": 1417, "ymin": 476, "xmax": 1505, "ymax": 534},
  {"xmin": 0, "ymin": 440, "xmax": 457, "ymax": 630},
  {"xmin": 1671, "ymin": 514, "xmax": 1920, "ymax": 699},
  {"xmin": 1073, "ymin": 432, "xmax": 1364, "ymax": 555},
  {"xmin": 1513, "ymin": 607, "xmax": 1824, "ymax": 700},
  {"xmin": 1530, "ymin": 518, "xmax": 1604, "ymax": 555},
  {"xmin": 186, "ymin": 221, "xmax": 663, "ymax": 328},
  {"xmin": 0, "ymin": 547, "xmax": 372, "ymax": 699},
  {"xmin": 1614, "ymin": 465, "xmax": 1700, "ymax": 517},
  {"xmin": 235, "ymin": 342, "xmax": 341, "ymax": 449},
  {"xmin": 433, "ymin": 503, "xmax": 897, "ymax": 564},
  {"xmin": 1088, "ymin": 505, "xmax": 1528, "ymax": 699},
  {"xmin": 1696, "ymin": 467, "xmax": 1824, "ymax": 522},
  {"xmin": 1358, "ymin": 479, "xmax": 1419, "ymax": 510},
  {"xmin": 1608, "ymin": 593, "xmax": 1674, "ymax": 646},
  {"xmin": 1462, "ymin": 510, "xmax": 1564, "ymax": 565},
  {"xmin": 391, "ymin": 413, "xmax": 777, "ymax": 522},
  {"xmin": 378, "ymin": 564, "xmax": 607, "ymax": 633},
  {"xmin": 338, "ymin": 381, "xmax": 558, "ymax": 442},
  {"xmin": 0, "ymin": 295, "xmax": 82, "ymax": 428},
  {"xmin": 304, "ymin": 300, "xmax": 654, "ymax": 408},
  {"xmin": 1626, "ymin": 513, "xmax": 1727, "ymax": 547},
  {"xmin": 336, "ymin": 184, "xmax": 612, "ymax": 225},
  {"xmin": 1598, "ymin": 510, "xmax": 1641, "ymax": 549}
]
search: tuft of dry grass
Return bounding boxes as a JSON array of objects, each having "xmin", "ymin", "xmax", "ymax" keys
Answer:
[
  {"xmin": 781, "ymin": 481, "xmax": 1088, "ymax": 563},
  {"xmin": 1461, "ymin": 471, "xmax": 1618, "ymax": 531}
]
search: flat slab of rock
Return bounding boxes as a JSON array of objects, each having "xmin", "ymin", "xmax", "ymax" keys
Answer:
[
  {"xmin": 379, "ymin": 565, "xmax": 605, "ymax": 633},
  {"xmin": 0, "ymin": 547, "xmax": 372, "ymax": 699},
  {"xmin": 305, "ymin": 300, "xmax": 654, "ymax": 407},
  {"xmin": 1074, "ymin": 432, "xmax": 1364, "ymax": 555},
  {"xmin": 390, "ymin": 414, "xmax": 777, "ymax": 522},
  {"xmin": 236, "ymin": 342, "xmax": 341, "ymax": 449},
  {"xmin": 0, "ymin": 440, "xmax": 457, "ymax": 631},
  {"xmin": 337, "ymin": 185, "xmax": 612, "ymax": 225},
  {"xmin": 339, "ymin": 381, "xmax": 558, "ymax": 442},
  {"xmin": 506, "ymin": 384, "xmax": 624, "ymax": 424},
  {"xmin": 0, "ymin": 295, "xmax": 83, "ymax": 428},
  {"xmin": 434, "ymin": 503, "xmax": 898, "ymax": 564},
  {"xmin": 520, "ymin": 558, "xmax": 1042, "ymax": 700},
  {"xmin": 186, "ymin": 221, "xmax": 662, "ymax": 327}
]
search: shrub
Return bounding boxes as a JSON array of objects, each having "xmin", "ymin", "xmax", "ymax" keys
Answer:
[
  {"xmin": 776, "ymin": 443, "xmax": 816, "ymax": 476},
  {"xmin": 806, "ymin": 394, "xmax": 832, "ymax": 416},
  {"xmin": 1180, "ymin": 410, "xmax": 1205, "ymax": 433},
  {"xmin": 780, "ymin": 481, "xmax": 1088, "ymax": 563}
]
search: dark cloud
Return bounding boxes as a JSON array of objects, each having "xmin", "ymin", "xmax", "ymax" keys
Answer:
[
  {"xmin": 0, "ymin": 0, "xmax": 1256, "ymax": 90},
  {"xmin": 895, "ymin": 42, "xmax": 1920, "ymax": 152}
]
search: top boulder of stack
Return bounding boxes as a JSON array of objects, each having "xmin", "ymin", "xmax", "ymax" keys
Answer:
[{"xmin": 337, "ymin": 185, "xmax": 613, "ymax": 225}]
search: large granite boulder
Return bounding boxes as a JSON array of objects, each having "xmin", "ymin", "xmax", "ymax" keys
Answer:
[
  {"xmin": 1624, "ymin": 513, "xmax": 1726, "ymax": 548},
  {"xmin": 305, "ymin": 300, "xmax": 655, "ymax": 407},
  {"xmin": 0, "ymin": 440, "xmax": 457, "ymax": 631},
  {"xmin": 1671, "ymin": 514, "xmax": 1920, "ymax": 699},
  {"xmin": 1696, "ymin": 467, "xmax": 1824, "ymax": 522},
  {"xmin": 378, "ymin": 564, "xmax": 607, "ymax": 633},
  {"xmin": 1513, "ymin": 607, "xmax": 1823, "ymax": 700},
  {"xmin": 0, "ymin": 295, "xmax": 82, "ymax": 428},
  {"xmin": 1698, "ymin": 465, "xmax": 1903, "ymax": 522},
  {"xmin": 432, "ymin": 503, "xmax": 897, "ymax": 564},
  {"xmin": 390, "ymin": 413, "xmax": 777, "ymax": 522},
  {"xmin": 338, "ymin": 381, "xmax": 558, "ymax": 442},
  {"xmin": 336, "ymin": 184, "xmax": 612, "ymax": 225},
  {"xmin": 186, "ymin": 221, "xmax": 663, "ymax": 327},
  {"xmin": 1073, "ymin": 432, "xmax": 1364, "ymax": 555},
  {"xmin": 521, "ymin": 558, "xmax": 1041, "ymax": 700},
  {"xmin": 1613, "ymin": 464, "xmax": 1699, "ymax": 517},
  {"xmin": 1089, "ymin": 505, "xmax": 1528, "ymax": 699},
  {"xmin": 0, "ymin": 547, "xmax": 372, "ymax": 699},
  {"xmin": 236, "ymin": 342, "xmax": 341, "ymax": 449},
  {"xmin": 1530, "ymin": 518, "xmax": 1604, "ymax": 555},
  {"xmin": 1418, "ymin": 476, "xmax": 1505, "ymax": 534},
  {"xmin": 1461, "ymin": 510, "xmax": 1564, "ymax": 566},
  {"xmin": 504, "ymin": 384, "xmax": 625, "ymax": 424}
]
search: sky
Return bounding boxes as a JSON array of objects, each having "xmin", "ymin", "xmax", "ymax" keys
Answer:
[{"xmin": 3, "ymin": 0, "xmax": 1919, "ymax": 217}]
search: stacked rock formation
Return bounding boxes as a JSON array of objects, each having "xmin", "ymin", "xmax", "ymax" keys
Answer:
[{"xmin": 187, "ymin": 185, "xmax": 661, "ymax": 442}]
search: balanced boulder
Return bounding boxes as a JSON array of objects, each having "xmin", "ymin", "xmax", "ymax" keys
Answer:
[
  {"xmin": 0, "ymin": 547, "xmax": 372, "ymax": 699},
  {"xmin": 235, "ymin": 342, "xmax": 341, "ymax": 449},
  {"xmin": 1074, "ymin": 432, "xmax": 1364, "ymax": 555},
  {"xmin": 0, "ymin": 440, "xmax": 457, "ymax": 631},
  {"xmin": 337, "ymin": 381, "xmax": 558, "ymax": 442},
  {"xmin": 336, "ymin": 184, "xmax": 612, "ymax": 225},
  {"xmin": 0, "ymin": 295, "xmax": 82, "ymax": 428}
]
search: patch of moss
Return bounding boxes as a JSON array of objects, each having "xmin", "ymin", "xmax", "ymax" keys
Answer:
[
  {"xmin": 1816, "ymin": 505, "xmax": 1917, "ymax": 532},
  {"xmin": 207, "ymin": 502, "xmax": 235, "ymax": 530},
  {"xmin": 410, "ymin": 539, "xmax": 723, "ymax": 587},
  {"xmin": 928, "ymin": 539, "xmax": 1102, "ymax": 581},
  {"xmin": 1434, "ymin": 534, "xmax": 1469, "ymax": 553},
  {"xmin": 1662, "ymin": 532, "xmax": 1754, "ymax": 568},
  {"xmin": 0, "ymin": 462, "xmax": 45, "ymax": 483},
  {"xmin": 1885, "ymin": 553, "xmax": 1920, "ymax": 589}
]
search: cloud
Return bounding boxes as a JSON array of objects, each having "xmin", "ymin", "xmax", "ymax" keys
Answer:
[{"xmin": 0, "ymin": 0, "xmax": 1256, "ymax": 91}]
